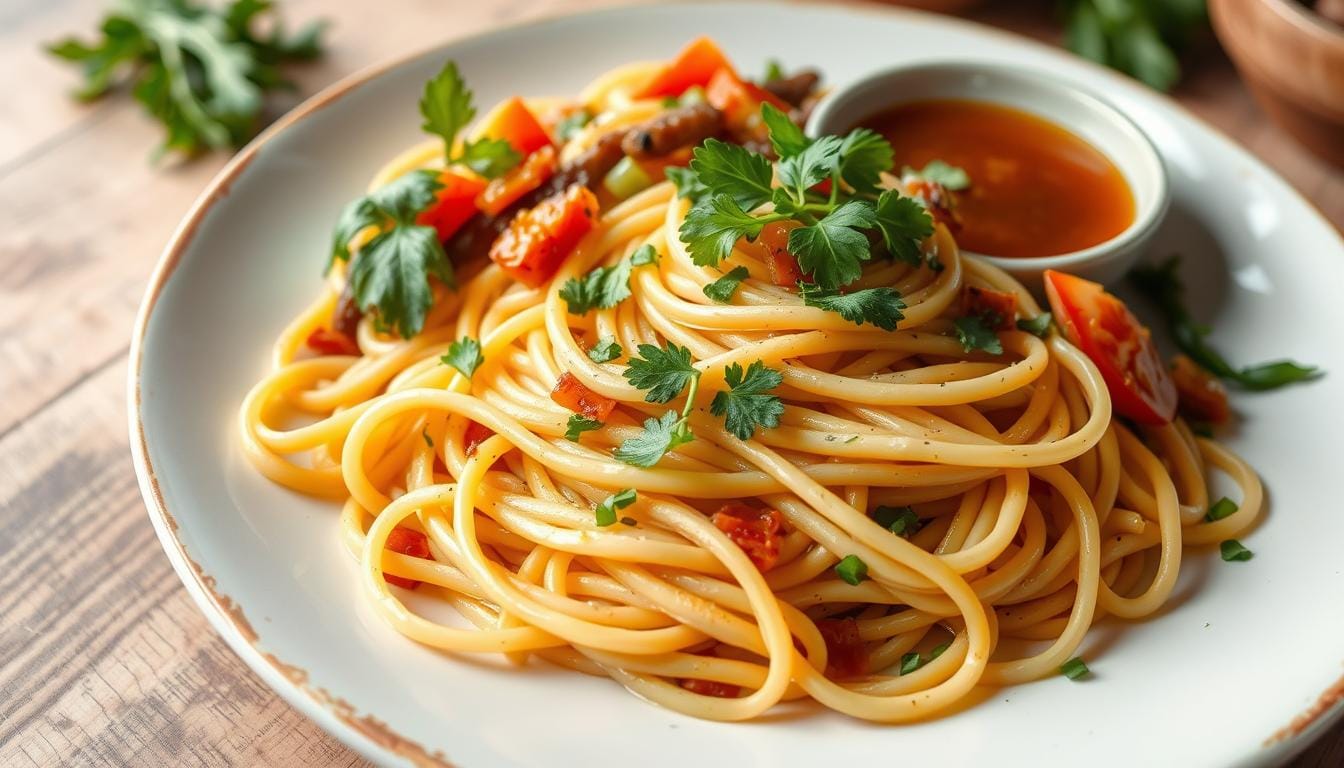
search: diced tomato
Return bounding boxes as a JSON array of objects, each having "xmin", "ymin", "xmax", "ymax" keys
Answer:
[
  {"xmin": 755, "ymin": 221, "xmax": 803, "ymax": 286},
  {"xmin": 479, "ymin": 96, "xmax": 552, "ymax": 157},
  {"xmin": 816, "ymin": 618, "xmax": 867, "ymax": 679},
  {"xmin": 704, "ymin": 67, "xmax": 790, "ymax": 131},
  {"xmin": 1171, "ymin": 354, "xmax": 1231, "ymax": 424},
  {"xmin": 711, "ymin": 503, "xmax": 784, "ymax": 572},
  {"xmin": 550, "ymin": 372, "xmax": 616, "ymax": 421},
  {"xmin": 416, "ymin": 169, "xmax": 487, "ymax": 241},
  {"xmin": 383, "ymin": 527, "xmax": 433, "ymax": 590},
  {"xmin": 1043, "ymin": 270, "xmax": 1178, "ymax": 425},
  {"xmin": 490, "ymin": 184, "xmax": 601, "ymax": 287},
  {"xmin": 305, "ymin": 327, "xmax": 360, "ymax": 356},
  {"xmin": 635, "ymin": 37, "xmax": 736, "ymax": 99},
  {"xmin": 963, "ymin": 286, "xmax": 1019, "ymax": 331},
  {"xmin": 464, "ymin": 421, "xmax": 495, "ymax": 456},
  {"xmin": 476, "ymin": 145, "xmax": 557, "ymax": 217},
  {"xmin": 680, "ymin": 678, "xmax": 740, "ymax": 698}
]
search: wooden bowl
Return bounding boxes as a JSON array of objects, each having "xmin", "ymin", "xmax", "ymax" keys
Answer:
[{"xmin": 1209, "ymin": 0, "xmax": 1344, "ymax": 168}]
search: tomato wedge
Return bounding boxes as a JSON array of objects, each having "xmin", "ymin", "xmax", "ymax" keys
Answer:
[
  {"xmin": 704, "ymin": 67, "xmax": 790, "ymax": 131},
  {"xmin": 490, "ymin": 184, "xmax": 600, "ymax": 287},
  {"xmin": 478, "ymin": 96, "xmax": 552, "ymax": 157},
  {"xmin": 750, "ymin": 220, "xmax": 803, "ymax": 286},
  {"xmin": 476, "ymin": 144, "xmax": 557, "ymax": 216},
  {"xmin": 634, "ymin": 37, "xmax": 736, "ymax": 99},
  {"xmin": 416, "ymin": 169, "xmax": 486, "ymax": 241},
  {"xmin": 711, "ymin": 503, "xmax": 784, "ymax": 572},
  {"xmin": 1043, "ymin": 269, "xmax": 1177, "ymax": 425},
  {"xmin": 550, "ymin": 372, "xmax": 616, "ymax": 421}
]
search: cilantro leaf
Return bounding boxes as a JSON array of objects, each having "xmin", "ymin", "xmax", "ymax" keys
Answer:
[
  {"xmin": 953, "ymin": 316, "xmax": 1003, "ymax": 355},
  {"xmin": 799, "ymin": 283, "xmax": 906, "ymax": 331},
  {"xmin": 778, "ymin": 135, "xmax": 842, "ymax": 201},
  {"xmin": 623, "ymin": 343, "xmax": 700, "ymax": 403},
  {"xmin": 420, "ymin": 60, "xmax": 475, "ymax": 161},
  {"xmin": 837, "ymin": 129, "xmax": 893, "ymax": 195},
  {"xmin": 613, "ymin": 410, "xmax": 694, "ymax": 467},
  {"xmin": 565, "ymin": 414, "xmax": 603, "ymax": 442},
  {"xmin": 349, "ymin": 224, "xmax": 450, "ymax": 339},
  {"xmin": 587, "ymin": 337, "xmax": 623, "ymax": 364},
  {"xmin": 679, "ymin": 194, "xmax": 768, "ymax": 267},
  {"xmin": 761, "ymin": 102, "xmax": 808, "ymax": 159},
  {"xmin": 788, "ymin": 200, "xmax": 877, "ymax": 288},
  {"xmin": 441, "ymin": 336, "xmax": 484, "ymax": 378},
  {"xmin": 1017, "ymin": 313, "xmax": 1053, "ymax": 338},
  {"xmin": 709, "ymin": 360, "xmax": 784, "ymax": 440},
  {"xmin": 703, "ymin": 266, "xmax": 751, "ymax": 304},
  {"xmin": 907, "ymin": 160, "xmax": 970, "ymax": 191},
  {"xmin": 594, "ymin": 488, "xmax": 637, "ymax": 526},
  {"xmin": 459, "ymin": 137, "xmax": 520, "ymax": 178},
  {"xmin": 874, "ymin": 190, "xmax": 934, "ymax": 267},
  {"xmin": 666, "ymin": 166, "xmax": 708, "ymax": 202},
  {"xmin": 687, "ymin": 139, "xmax": 774, "ymax": 210},
  {"xmin": 559, "ymin": 259, "xmax": 634, "ymax": 315}
]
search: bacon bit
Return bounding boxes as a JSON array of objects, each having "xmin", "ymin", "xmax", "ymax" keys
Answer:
[
  {"xmin": 679, "ymin": 678, "xmax": 740, "ymax": 698},
  {"xmin": 464, "ymin": 421, "xmax": 495, "ymax": 456},
  {"xmin": 383, "ymin": 527, "xmax": 433, "ymax": 590},
  {"xmin": 1171, "ymin": 354, "xmax": 1231, "ymax": 424},
  {"xmin": 550, "ymin": 372, "xmax": 616, "ymax": 421},
  {"xmin": 816, "ymin": 617, "xmax": 867, "ymax": 679},
  {"xmin": 711, "ymin": 503, "xmax": 784, "ymax": 572},
  {"xmin": 489, "ymin": 184, "xmax": 601, "ymax": 288},
  {"xmin": 305, "ymin": 327, "xmax": 360, "ymax": 356},
  {"xmin": 963, "ymin": 286, "xmax": 1019, "ymax": 331},
  {"xmin": 476, "ymin": 144, "xmax": 557, "ymax": 217}
]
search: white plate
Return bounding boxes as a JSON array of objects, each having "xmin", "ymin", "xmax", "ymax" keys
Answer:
[{"xmin": 129, "ymin": 3, "xmax": 1344, "ymax": 766}]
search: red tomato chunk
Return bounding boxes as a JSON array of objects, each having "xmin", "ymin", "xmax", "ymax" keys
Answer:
[
  {"xmin": 679, "ymin": 678, "xmax": 740, "ymax": 698},
  {"xmin": 711, "ymin": 503, "xmax": 784, "ymax": 572},
  {"xmin": 383, "ymin": 527, "xmax": 433, "ymax": 590},
  {"xmin": 464, "ymin": 421, "xmax": 495, "ymax": 457},
  {"xmin": 550, "ymin": 372, "xmax": 616, "ymax": 421},
  {"xmin": 305, "ymin": 327, "xmax": 359, "ymax": 356},
  {"xmin": 963, "ymin": 286, "xmax": 1018, "ymax": 331},
  {"xmin": 490, "ymin": 184, "xmax": 600, "ymax": 287},
  {"xmin": 1171, "ymin": 354, "xmax": 1230, "ymax": 424}
]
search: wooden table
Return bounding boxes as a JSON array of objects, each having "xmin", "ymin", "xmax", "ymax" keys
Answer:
[{"xmin": 1, "ymin": 1, "xmax": 1340, "ymax": 765}]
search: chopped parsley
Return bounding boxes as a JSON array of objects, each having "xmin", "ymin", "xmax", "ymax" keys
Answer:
[
  {"xmin": 554, "ymin": 109, "xmax": 591, "ymax": 141},
  {"xmin": 762, "ymin": 58, "xmax": 784, "ymax": 82},
  {"xmin": 594, "ymin": 488, "xmax": 636, "ymax": 527},
  {"xmin": 834, "ymin": 554, "xmax": 868, "ymax": 585},
  {"xmin": 560, "ymin": 259, "xmax": 633, "ymax": 315},
  {"xmin": 1017, "ymin": 313, "xmax": 1053, "ymax": 338},
  {"xmin": 623, "ymin": 343, "xmax": 700, "ymax": 404},
  {"xmin": 709, "ymin": 360, "xmax": 785, "ymax": 440},
  {"xmin": 872, "ymin": 505, "xmax": 921, "ymax": 537},
  {"xmin": 798, "ymin": 283, "xmax": 906, "ymax": 331},
  {"xmin": 1220, "ymin": 539, "xmax": 1253, "ymax": 562},
  {"xmin": 904, "ymin": 160, "xmax": 970, "ymax": 191},
  {"xmin": 899, "ymin": 652, "xmax": 922, "ymax": 676},
  {"xmin": 587, "ymin": 337, "xmax": 623, "ymax": 364},
  {"xmin": 441, "ymin": 336, "xmax": 484, "ymax": 379},
  {"xmin": 630, "ymin": 244, "xmax": 659, "ymax": 266},
  {"xmin": 613, "ymin": 410, "xmax": 695, "ymax": 468},
  {"xmin": 564, "ymin": 414, "xmax": 603, "ymax": 442},
  {"xmin": 953, "ymin": 316, "xmax": 1003, "ymax": 355},
  {"xmin": 703, "ymin": 266, "xmax": 750, "ymax": 304},
  {"xmin": 1060, "ymin": 657, "xmax": 1090, "ymax": 680},
  {"xmin": 1205, "ymin": 497, "xmax": 1238, "ymax": 522}
]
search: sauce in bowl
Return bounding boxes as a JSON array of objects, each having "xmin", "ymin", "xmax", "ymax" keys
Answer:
[{"xmin": 862, "ymin": 99, "xmax": 1136, "ymax": 258}]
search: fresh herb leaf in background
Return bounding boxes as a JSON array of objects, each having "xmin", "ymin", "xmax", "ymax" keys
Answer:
[
  {"xmin": 904, "ymin": 160, "xmax": 970, "ymax": 191},
  {"xmin": 48, "ymin": 0, "xmax": 325, "ymax": 156},
  {"xmin": 1062, "ymin": 0, "xmax": 1208, "ymax": 91},
  {"xmin": 1128, "ymin": 257, "xmax": 1320, "ymax": 389}
]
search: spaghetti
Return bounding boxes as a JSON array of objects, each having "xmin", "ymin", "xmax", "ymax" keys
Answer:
[{"xmin": 239, "ymin": 44, "xmax": 1262, "ymax": 722}]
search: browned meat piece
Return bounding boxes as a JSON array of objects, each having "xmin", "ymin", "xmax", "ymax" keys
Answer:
[
  {"xmin": 621, "ymin": 102, "xmax": 725, "ymax": 158},
  {"xmin": 331, "ymin": 278, "xmax": 363, "ymax": 338},
  {"xmin": 763, "ymin": 70, "xmax": 820, "ymax": 107}
]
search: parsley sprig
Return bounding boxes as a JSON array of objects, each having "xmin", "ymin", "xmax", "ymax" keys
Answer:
[
  {"xmin": 675, "ymin": 103, "xmax": 931, "ymax": 330},
  {"xmin": 614, "ymin": 343, "xmax": 702, "ymax": 467},
  {"xmin": 559, "ymin": 245, "xmax": 658, "ymax": 315},
  {"xmin": 710, "ymin": 361, "xmax": 785, "ymax": 440},
  {"xmin": 420, "ymin": 61, "xmax": 519, "ymax": 178}
]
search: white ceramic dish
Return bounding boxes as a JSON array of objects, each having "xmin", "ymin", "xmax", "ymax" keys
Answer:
[
  {"xmin": 808, "ymin": 62, "xmax": 1170, "ymax": 288},
  {"xmin": 129, "ymin": 3, "xmax": 1344, "ymax": 766}
]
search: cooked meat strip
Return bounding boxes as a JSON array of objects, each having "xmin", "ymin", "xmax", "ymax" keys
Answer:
[
  {"xmin": 621, "ymin": 102, "xmax": 724, "ymax": 158},
  {"xmin": 763, "ymin": 70, "xmax": 820, "ymax": 107}
]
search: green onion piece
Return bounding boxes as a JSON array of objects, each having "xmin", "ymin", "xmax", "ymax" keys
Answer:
[
  {"xmin": 595, "ymin": 488, "xmax": 637, "ymax": 527},
  {"xmin": 1060, "ymin": 657, "xmax": 1089, "ymax": 680},
  {"xmin": 1220, "ymin": 539, "xmax": 1253, "ymax": 562},
  {"xmin": 679, "ymin": 85, "xmax": 707, "ymax": 106},
  {"xmin": 930, "ymin": 642, "xmax": 950, "ymax": 660},
  {"xmin": 1205, "ymin": 497, "xmax": 1238, "ymax": 522},
  {"xmin": 899, "ymin": 652, "xmax": 921, "ymax": 675},
  {"xmin": 834, "ymin": 554, "xmax": 868, "ymax": 585},
  {"xmin": 872, "ymin": 505, "xmax": 920, "ymax": 536},
  {"xmin": 603, "ymin": 156, "xmax": 654, "ymax": 200}
]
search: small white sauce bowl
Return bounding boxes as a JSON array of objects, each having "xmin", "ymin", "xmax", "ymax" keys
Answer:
[{"xmin": 807, "ymin": 62, "xmax": 1170, "ymax": 288}]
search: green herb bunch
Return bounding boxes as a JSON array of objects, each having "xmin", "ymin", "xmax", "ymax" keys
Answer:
[{"xmin": 1063, "ymin": 0, "xmax": 1208, "ymax": 91}]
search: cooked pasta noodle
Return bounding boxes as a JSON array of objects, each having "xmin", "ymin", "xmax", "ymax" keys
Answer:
[{"xmin": 239, "ymin": 53, "xmax": 1262, "ymax": 723}]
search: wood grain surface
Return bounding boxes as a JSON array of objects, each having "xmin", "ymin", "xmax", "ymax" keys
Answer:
[{"xmin": 1, "ymin": 1, "xmax": 1340, "ymax": 765}]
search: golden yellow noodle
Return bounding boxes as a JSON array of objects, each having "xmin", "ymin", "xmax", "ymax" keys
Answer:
[{"xmin": 238, "ymin": 61, "xmax": 1261, "ymax": 722}]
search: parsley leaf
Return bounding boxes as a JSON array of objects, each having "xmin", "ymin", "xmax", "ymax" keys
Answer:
[
  {"xmin": 614, "ymin": 410, "xmax": 694, "ymax": 467},
  {"xmin": 441, "ymin": 336, "xmax": 484, "ymax": 379},
  {"xmin": 555, "ymin": 109, "xmax": 591, "ymax": 141},
  {"xmin": 798, "ymin": 284, "xmax": 906, "ymax": 332},
  {"xmin": 762, "ymin": 58, "xmax": 784, "ymax": 82},
  {"xmin": 587, "ymin": 337, "xmax": 623, "ymax": 364},
  {"xmin": 594, "ymin": 488, "xmax": 636, "ymax": 526},
  {"xmin": 874, "ymin": 190, "xmax": 934, "ymax": 267},
  {"xmin": 666, "ymin": 166, "xmax": 708, "ymax": 202},
  {"xmin": 420, "ymin": 60, "xmax": 476, "ymax": 161},
  {"xmin": 459, "ymin": 137, "xmax": 520, "ymax": 178},
  {"xmin": 623, "ymin": 343, "xmax": 700, "ymax": 403},
  {"xmin": 761, "ymin": 102, "xmax": 808, "ymax": 159},
  {"xmin": 630, "ymin": 244, "xmax": 659, "ymax": 266},
  {"xmin": 778, "ymin": 135, "xmax": 842, "ymax": 201},
  {"xmin": 565, "ymin": 414, "xmax": 603, "ymax": 442},
  {"xmin": 559, "ymin": 258, "xmax": 634, "ymax": 315},
  {"xmin": 703, "ymin": 266, "xmax": 751, "ymax": 304},
  {"xmin": 710, "ymin": 360, "xmax": 784, "ymax": 440},
  {"xmin": 687, "ymin": 139, "xmax": 774, "ymax": 210},
  {"xmin": 789, "ymin": 200, "xmax": 877, "ymax": 288},
  {"xmin": 679, "ymin": 194, "xmax": 769, "ymax": 267},
  {"xmin": 953, "ymin": 316, "xmax": 1003, "ymax": 355},
  {"xmin": 837, "ymin": 129, "xmax": 893, "ymax": 195},
  {"xmin": 1017, "ymin": 313, "xmax": 1053, "ymax": 338},
  {"xmin": 907, "ymin": 160, "xmax": 970, "ymax": 191}
]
